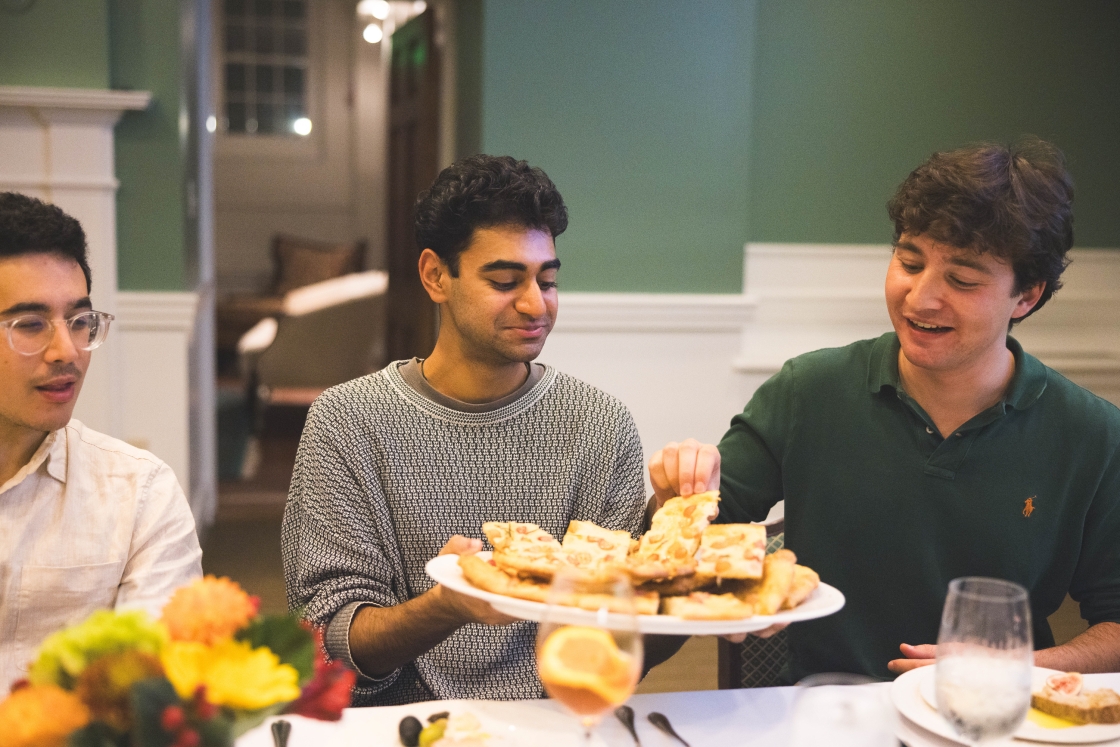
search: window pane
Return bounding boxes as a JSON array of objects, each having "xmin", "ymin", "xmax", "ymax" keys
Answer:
[
  {"xmin": 256, "ymin": 103, "xmax": 276, "ymax": 133},
  {"xmin": 282, "ymin": 28, "xmax": 306, "ymax": 55},
  {"xmin": 255, "ymin": 65, "xmax": 274, "ymax": 95},
  {"xmin": 282, "ymin": 1, "xmax": 305, "ymax": 20},
  {"xmin": 225, "ymin": 23, "xmax": 246, "ymax": 53},
  {"xmin": 226, "ymin": 63, "xmax": 247, "ymax": 92},
  {"xmin": 226, "ymin": 102, "xmax": 247, "ymax": 132},
  {"xmin": 225, "ymin": 0, "xmax": 246, "ymax": 17},
  {"xmin": 255, "ymin": 25, "xmax": 275, "ymax": 54},
  {"xmin": 282, "ymin": 66, "xmax": 304, "ymax": 95},
  {"xmin": 253, "ymin": 0, "xmax": 274, "ymax": 18}
]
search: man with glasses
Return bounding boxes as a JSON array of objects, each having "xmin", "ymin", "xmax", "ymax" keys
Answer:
[{"xmin": 0, "ymin": 193, "xmax": 202, "ymax": 692}]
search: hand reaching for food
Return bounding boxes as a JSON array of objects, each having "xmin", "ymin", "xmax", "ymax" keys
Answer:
[{"xmin": 648, "ymin": 439, "xmax": 721, "ymax": 507}]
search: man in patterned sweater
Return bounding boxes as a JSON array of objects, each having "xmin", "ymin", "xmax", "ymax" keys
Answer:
[{"xmin": 282, "ymin": 155, "xmax": 648, "ymax": 705}]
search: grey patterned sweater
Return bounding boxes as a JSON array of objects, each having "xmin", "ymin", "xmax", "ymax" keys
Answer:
[{"xmin": 281, "ymin": 360, "xmax": 646, "ymax": 706}]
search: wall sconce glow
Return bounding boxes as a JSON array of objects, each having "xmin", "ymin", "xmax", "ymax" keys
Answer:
[
  {"xmin": 362, "ymin": 22, "xmax": 383, "ymax": 43},
  {"xmin": 412, "ymin": 1, "xmax": 426, "ymax": 13},
  {"xmin": 293, "ymin": 117, "xmax": 313, "ymax": 136},
  {"xmin": 205, "ymin": 115, "xmax": 217, "ymax": 133},
  {"xmin": 356, "ymin": 0, "xmax": 390, "ymax": 19}
]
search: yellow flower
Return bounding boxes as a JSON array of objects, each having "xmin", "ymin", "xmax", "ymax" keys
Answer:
[
  {"xmin": 0, "ymin": 685, "xmax": 90, "ymax": 747},
  {"xmin": 162, "ymin": 639, "xmax": 300, "ymax": 711},
  {"xmin": 161, "ymin": 575, "xmax": 259, "ymax": 645}
]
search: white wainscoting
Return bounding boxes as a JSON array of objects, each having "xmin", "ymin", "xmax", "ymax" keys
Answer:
[
  {"xmin": 115, "ymin": 292, "xmax": 199, "ymax": 500},
  {"xmin": 542, "ymin": 244, "xmax": 1120, "ymax": 478}
]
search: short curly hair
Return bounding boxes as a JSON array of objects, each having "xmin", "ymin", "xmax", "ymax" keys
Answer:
[
  {"xmin": 0, "ymin": 192, "xmax": 91, "ymax": 291},
  {"xmin": 414, "ymin": 155, "xmax": 568, "ymax": 275},
  {"xmin": 887, "ymin": 137, "xmax": 1073, "ymax": 320}
]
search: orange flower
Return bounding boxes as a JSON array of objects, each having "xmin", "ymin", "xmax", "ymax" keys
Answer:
[
  {"xmin": 161, "ymin": 575, "xmax": 259, "ymax": 645},
  {"xmin": 0, "ymin": 685, "xmax": 90, "ymax": 747}
]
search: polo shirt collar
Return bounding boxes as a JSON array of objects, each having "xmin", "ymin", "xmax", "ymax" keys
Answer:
[{"xmin": 865, "ymin": 331, "xmax": 1048, "ymax": 412}]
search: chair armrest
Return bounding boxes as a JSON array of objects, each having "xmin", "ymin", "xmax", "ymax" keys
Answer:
[
  {"xmin": 237, "ymin": 317, "xmax": 279, "ymax": 354},
  {"xmin": 282, "ymin": 270, "xmax": 389, "ymax": 317}
]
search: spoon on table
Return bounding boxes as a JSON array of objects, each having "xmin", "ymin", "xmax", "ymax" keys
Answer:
[
  {"xmin": 648, "ymin": 712, "xmax": 691, "ymax": 747},
  {"xmin": 614, "ymin": 705, "xmax": 641, "ymax": 746}
]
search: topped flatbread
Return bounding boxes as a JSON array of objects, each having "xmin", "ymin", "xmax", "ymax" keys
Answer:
[
  {"xmin": 629, "ymin": 492, "xmax": 721, "ymax": 580},
  {"xmin": 482, "ymin": 521, "xmax": 563, "ymax": 577},
  {"xmin": 560, "ymin": 520, "xmax": 633, "ymax": 574},
  {"xmin": 695, "ymin": 524, "xmax": 766, "ymax": 580}
]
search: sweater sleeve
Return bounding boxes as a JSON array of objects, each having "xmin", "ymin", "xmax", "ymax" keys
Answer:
[
  {"xmin": 281, "ymin": 393, "xmax": 404, "ymax": 695},
  {"xmin": 598, "ymin": 407, "xmax": 648, "ymax": 538},
  {"xmin": 717, "ymin": 359, "xmax": 799, "ymax": 524}
]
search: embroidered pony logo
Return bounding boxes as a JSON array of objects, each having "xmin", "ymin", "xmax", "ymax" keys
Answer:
[{"xmin": 1023, "ymin": 497, "xmax": 1036, "ymax": 518}]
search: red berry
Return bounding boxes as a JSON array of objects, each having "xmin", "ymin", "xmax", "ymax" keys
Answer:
[
  {"xmin": 161, "ymin": 706, "xmax": 186, "ymax": 733},
  {"xmin": 175, "ymin": 729, "xmax": 201, "ymax": 747}
]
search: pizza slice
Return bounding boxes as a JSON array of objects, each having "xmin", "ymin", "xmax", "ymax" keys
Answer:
[
  {"xmin": 661, "ymin": 591, "xmax": 755, "ymax": 620},
  {"xmin": 458, "ymin": 553, "xmax": 549, "ymax": 603},
  {"xmin": 732, "ymin": 548, "xmax": 797, "ymax": 615},
  {"xmin": 781, "ymin": 565, "xmax": 820, "ymax": 610},
  {"xmin": 695, "ymin": 524, "xmax": 766, "ymax": 580},
  {"xmin": 629, "ymin": 491, "xmax": 721, "ymax": 580},
  {"xmin": 481, "ymin": 521, "xmax": 563, "ymax": 578},
  {"xmin": 559, "ymin": 520, "xmax": 633, "ymax": 575}
]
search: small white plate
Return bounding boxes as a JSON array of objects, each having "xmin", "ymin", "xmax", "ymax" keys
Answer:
[
  {"xmin": 893, "ymin": 665, "xmax": 1120, "ymax": 744},
  {"xmin": 425, "ymin": 551, "xmax": 845, "ymax": 635}
]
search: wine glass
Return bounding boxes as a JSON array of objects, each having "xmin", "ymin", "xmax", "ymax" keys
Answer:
[
  {"xmin": 935, "ymin": 577, "xmax": 1033, "ymax": 745},
  {"xmin": 536, "ymin": 566, "xmax": 643, "ymax": 744},
  {"xmin": 790, "ymin": 673, "xmax": 898, "ymax": 747}
]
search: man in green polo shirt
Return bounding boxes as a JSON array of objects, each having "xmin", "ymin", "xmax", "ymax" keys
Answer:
[{"xmin": 649, "ymin": 137, "xmax": 1120, "ymax": 681}]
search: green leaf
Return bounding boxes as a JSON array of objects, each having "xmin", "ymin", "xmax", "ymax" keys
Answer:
[
  {"xmin": 235, "ymin": 615, "xmax": 315, "ymax": 684},
  {"xmin": 68, "ymin": 723, "xmax": 125, "ymax": 747},
  {"xmin": 130, "ymin": 678, "xmax": 181, "ymax": 747}
]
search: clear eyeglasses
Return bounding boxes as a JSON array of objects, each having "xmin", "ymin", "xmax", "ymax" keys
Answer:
[{"xmin": 0, "ymin": 311, "xmax": 114, "ymax": 355}]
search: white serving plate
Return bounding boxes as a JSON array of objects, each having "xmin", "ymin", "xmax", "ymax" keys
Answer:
[
  {"xmin": 425, "ymin": 551, "xmax": 845, "ymax": 635},
  {"xmin": 893, "ymin": 664, "xmax": 1120, "ymax": 745}
]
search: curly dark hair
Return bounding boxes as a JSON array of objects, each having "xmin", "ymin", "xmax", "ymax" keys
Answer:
[
  {"xmin": 0, "ymin": 192, "xmax": 91, "ymax": 291},
  {"xmin": 887, "ymin": 137, "xmax": 1073, "ymax": 321},
  {"xmin": 414, "ymin": 154, "xmax": 568, "ymax": 275}
]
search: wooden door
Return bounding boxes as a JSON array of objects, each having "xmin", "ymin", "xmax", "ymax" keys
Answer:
[{"xmin": 386, "ymin": 9, "xmax": 440, "ymax": 362}]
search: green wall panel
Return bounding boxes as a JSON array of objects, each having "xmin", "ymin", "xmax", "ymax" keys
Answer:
[
  {"xmin": 0, "ymin": 0, "xmax": 110, "ymax": 88},
  {"xmin": 749, "ymin": 0, "xmax": 1120, "ymax": 247},
  {"xmin": 481, "ymin": 0, "xmax": 756, "ymax": 293},
  {"xmin": 111, "ymin": 0, "xmax": 186, "ymax": 290}
]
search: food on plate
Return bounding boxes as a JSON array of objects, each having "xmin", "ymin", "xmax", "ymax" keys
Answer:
[
  {"xmin": 561, "ymin": 520, "xmax": 633, "ymax": 574},
  {"xmin": 1031, "ymin": 672, "xmax": 1120, "ymax": 724},
  {"xmin": 660, "ymin": 591, "xmax": 756, "ymax": 620},
  {"xmin": 399, "ymin": 711, "xmax": 491, "ymax": 747},
  {"xmin": 455, "ymin": 494, "xmax": 822, "ymax": 621},
  {"xmin": 458, "ymin": 553, "xmax": 660, "ymax": 614},
  {"xmin": 695, "ymin": 524, "xmax": 766, "ymax": 579},
  {"xmin": 731, "ymin": 549, "xmax": 797, "ymax": 615},
  {"xmin": 482, "ymin": 521, "xmax": 563, "ymax": 578},
  {"xmin": 628, "ymin": 492, "xmax": 721, "ymax": 580},
  {"xmin": 782, "ymin": 565, "xmax": 821, "ymax": 610},
  {"xmin": 538, "ymin": 625, "xmax": 640, "ymax": 714}
]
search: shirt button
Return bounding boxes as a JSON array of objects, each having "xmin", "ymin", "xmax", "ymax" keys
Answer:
[
  {"xmin": 955, "ymin": 433, "xmax": 962, "ymax": 437},
  {"xmin": 926, "ymin": 427, "xmax": 933, "ymax": 434}
]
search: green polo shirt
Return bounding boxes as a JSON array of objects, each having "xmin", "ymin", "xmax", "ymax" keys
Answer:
[{"xmin": 718, "ymin": 332, "xmax": 1120, "ymax": 682}]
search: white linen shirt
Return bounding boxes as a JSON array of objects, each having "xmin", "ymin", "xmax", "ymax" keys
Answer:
[{"xmin": 0, "ymin": 419, "xmax": 202, "ymax": 691}]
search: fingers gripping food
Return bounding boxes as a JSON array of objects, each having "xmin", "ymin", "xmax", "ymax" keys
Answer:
[{"xmin": 459, "ymin": 494, "xmax": 823, "ymax": 621}]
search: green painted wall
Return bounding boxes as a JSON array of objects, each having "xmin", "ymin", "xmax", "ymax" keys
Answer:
[
  {"xmin": 0, "ymin": 0, "xmax": 110, "ymax": 88},
  {"xmin": 479, "ymin": 0, "xmax": 1120, "ymax": 292},
  {"xmin": 480, "ymin": 0, "xmax": 755, "ymax": 293},
  {"xmin": 749, "ymin": 0, "xmax": 1120, "ymax": 248},
  {"xmin": 110, "ymin": 0, "xmax": 187, "ymax": 291}
]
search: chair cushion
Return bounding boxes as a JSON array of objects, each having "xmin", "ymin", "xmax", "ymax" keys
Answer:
[{"xmin": 272, "ymin": 234, "xmax": 366, "ymax": 294}]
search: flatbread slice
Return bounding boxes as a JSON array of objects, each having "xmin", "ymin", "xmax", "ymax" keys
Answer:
[
  {"xmin": 695, "ymin": 524, "xmax": 766, "ymax": 580},
  {"xmin": 560, "ymin": 520, "xmax": 633, "ymax": 575},
  {"xmin": 459, "ymin": 553, "xmax": 548, "ymax": 603},
  {"xmin": 482, "ymin": 521, "xmax": 563, "ymax": 578},
  {"xmin": 661, "ymin": 591, "xmax": 755, "ymax": 620},
  {"xmin": 638, "ymin": 573, "xmax": 718, "ymax": 597},
  {"xmin": 781, "ymin": 565, "xmax": 820, "ymax": 610},
  {"xmin": 732, "ymin": 548, "xmax": 797, "ymax": 615},
  {"xmin": 630, "ymin": 492, "xmax": 721, "ymax": 580}
]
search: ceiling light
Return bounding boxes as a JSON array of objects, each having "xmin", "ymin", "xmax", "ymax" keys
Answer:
[
  {"xmin": 205, "ymin": 115, "xmax": 217, "ymax": 133},
  {"xmin": 362, "ymin": 22, "xmax": 383, "ymax": 43},
  {"xmin": 356, "ymin": 0, "xmax": 390, "ymax": 19},
  {"xmin": 293, "ymin": 117, "xmax": 312, "ymax": 136}
]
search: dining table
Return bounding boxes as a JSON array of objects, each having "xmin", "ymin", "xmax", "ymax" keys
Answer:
[{"xmin": 236, "ymin": 682, "xmax": 1119, "ymax": 747}]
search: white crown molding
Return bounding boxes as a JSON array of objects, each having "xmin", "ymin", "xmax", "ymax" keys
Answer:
[
  {"xmin": 0, "ymin": 86, "xmax": 151, "ymax": 112},
  {"xmin": 115, "ymin": 292, "xmax": 199, "ymax": 332},
  {"xmin": 554, "ymin": 292, "xmax": 758, "ymax": 333}
]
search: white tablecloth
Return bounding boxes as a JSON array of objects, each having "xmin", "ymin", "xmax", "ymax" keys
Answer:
[{"xmin": 236, "ymin": 685, "xmax": 1118, "ymax": 747}]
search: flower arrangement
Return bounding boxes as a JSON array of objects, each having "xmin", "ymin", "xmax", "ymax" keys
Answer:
[{"xmin": 0, "ymin": 576, "xmax": 355, "ymax": 747}]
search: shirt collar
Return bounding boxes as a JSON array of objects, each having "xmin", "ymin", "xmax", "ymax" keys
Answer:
[
  {"xmin": 865, "ymin": 332, "xmax": 1048, "ymax": 412},
  {"xmin": 0, "ymin": 426, "xmax": 66, "ymax": 496}
]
